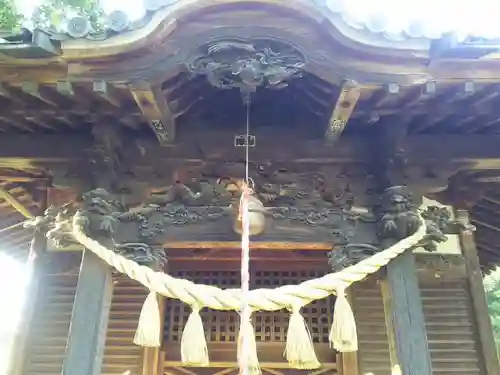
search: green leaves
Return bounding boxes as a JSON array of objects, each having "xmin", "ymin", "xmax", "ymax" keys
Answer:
[
  {"xmin": 31, "ymin": 0, "xmax": 105, "ymax": 31},
  {"xmin": 0, "ymin": 0, "xmax": 22, "ymax": 30},
  {"xmin": 485, "ymin": 270, "xmax": 500, "ymax": 353},
  {"xmin": 0, "ymin": 0, "xmax": 104, "ymax": 31}
]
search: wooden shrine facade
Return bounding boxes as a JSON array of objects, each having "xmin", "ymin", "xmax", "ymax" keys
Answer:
[{"xmin": 1, "ymin": 1, "xmax": 500, "ymax": 375}]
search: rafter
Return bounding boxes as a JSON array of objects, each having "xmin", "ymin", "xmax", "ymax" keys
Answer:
[
  {"xmin": 21, "ymin": 81, "xmax": 57, "ymax": 106},
  {"xmin": 325, "ymin": 80, "xmax": 361, "ymax": 142},
  {"xmin": 130, "ymin": 82, "xmax": 175, "ymax": 145}
]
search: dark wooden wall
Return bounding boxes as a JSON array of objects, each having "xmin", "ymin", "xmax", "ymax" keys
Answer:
[
  {"xmin": 163, "ymin": 268, "xmax": 336, "ymax": 366},
  {"xmin": 19, "ymin": 253, "xmax": 488, "ymax": 375},
  {"xmin": 352, "ymin": 275, "xmax": 483, "ymax": 375},
  {"xmin": 21, "ymin": 271, "xmax": 147, "ymax": 375}
]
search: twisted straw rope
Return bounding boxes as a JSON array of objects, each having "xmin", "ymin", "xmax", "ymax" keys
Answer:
[{"xmin": 71, "ymin": 212, "xmax": 427, "ymax": 311}]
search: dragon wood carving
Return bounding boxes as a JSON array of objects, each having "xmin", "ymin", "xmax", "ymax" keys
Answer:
[
  {"xmin": 328, "ymin": 186, "xmax": 475, "ymax": 271},
  {"xmin": 186, "ymin": 39, "xmax": 306, "ymax": 90},
  {"xmin": 25, "ymin": 183, "xmax": 473, "ymax": 273}
]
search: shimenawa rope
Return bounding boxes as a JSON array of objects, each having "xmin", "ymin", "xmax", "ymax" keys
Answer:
[{"xmin": 69, "ymin": 211, "xmax": 427, "ymax": 369}]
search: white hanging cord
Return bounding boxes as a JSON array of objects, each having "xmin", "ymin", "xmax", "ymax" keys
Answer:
[
  {"xmin": 238, "ymin": 91, "xmax": 252, "ymax": 375},
  {"xmin": 245, "ymin": 92, "xmax": 250, "ymax": 185}
]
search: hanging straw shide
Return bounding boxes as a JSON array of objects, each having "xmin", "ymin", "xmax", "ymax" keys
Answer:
[
  {"xmin": 134, "ymin": 291, "xmax": 161, "ymax": 347},
  {"xmin": 238, "ymin": 314, "xmax": 261, "ymax": 375},
  {"xmin": 285, "ymin": 305, "xmax": 320, "ymax": 369},
  {"xmin": 330, "ymin": 287, "xmax": 358, "ymax": 352},
  {"xmin": 181, "ymin": 304, "xmax": 209, "ymax": 366}
]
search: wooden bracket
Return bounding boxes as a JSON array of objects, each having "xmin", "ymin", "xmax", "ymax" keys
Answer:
[
  {"xmin": 93, "ymin": 80, "xmax": 122, "ymax": 107},
  {"xmin": 325, "ymin": 80, "xmax": 361, "ymax": 142},
  {"xmin": 130, "ymin": 82, "xmax": 175, "ymax": 145}
]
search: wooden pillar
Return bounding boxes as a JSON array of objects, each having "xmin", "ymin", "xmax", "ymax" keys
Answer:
[
  {"xmin": 456, "ymin": 209, "xmax": 500, "ymax": 375},
  {"xmin": 383, "ymin": 250, "xmax": 433, "ymax": 375},
  {"xmin": 59, "ymin": 124, "xmax": 118, "ymax": 375},
  {"xmin": 381, "ymin": 255, "xmax": 433, "ymax": 375},
  {"xmin": 61, "ymin": 250, "xmax": 114, "ymax": 375},
  {"xmin": 372, "ymin": 117, "xmax": 433, "ymax": 375}
]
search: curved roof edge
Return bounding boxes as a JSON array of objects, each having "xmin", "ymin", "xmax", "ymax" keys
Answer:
[{"xmin": 55, "ymin": 0, "xmax": 431, "ymax": 59}]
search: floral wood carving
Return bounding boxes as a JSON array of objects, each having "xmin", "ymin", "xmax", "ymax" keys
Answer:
[{"xmin": 186, "ymin": 39, "xmax": 306, "ymax": 90}]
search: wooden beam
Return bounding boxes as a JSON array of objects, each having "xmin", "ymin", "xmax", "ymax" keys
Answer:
[
  {"xmin": 165, "ymin": 241, "xmax": 332, "ymax": 250},
  {"xmin": 130, "ymin": 82, "xmax": 176, "ymax": 145},
  {"xmin": 61, "ymin": 250, "xmax": 113, "ymax": 375},
  {"xmin": 384, "ymin": 251, "xmax": 433, "ymax": 375},
  {"xmin": 325, "ymin": 80, "xmax": 361, "ymax": 142},
  {"xmin": 2, "ymin": 134, "xmax": 500, "ymax": 169},
  {"xmin": 0, "ymin": 186, "xmax": 33, "ymax": 218},
  {"xmin": 456, "ymin": 209, "xmax": 500, "ymax": 375}
]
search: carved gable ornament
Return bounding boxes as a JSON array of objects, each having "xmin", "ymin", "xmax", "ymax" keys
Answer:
[{"xmin": 185, "ymin": 38, "xmax": 306, "ymax": 90}]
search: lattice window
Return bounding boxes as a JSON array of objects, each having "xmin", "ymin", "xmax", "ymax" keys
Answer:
[{"xmin": 164, "ymin": 270, "xmax": 334, "ymax": 344}]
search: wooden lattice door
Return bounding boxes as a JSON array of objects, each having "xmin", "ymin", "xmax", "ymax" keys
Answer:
[{"xmin": 163, "ymin": 268, "xmax": 338, "ymax": 370}]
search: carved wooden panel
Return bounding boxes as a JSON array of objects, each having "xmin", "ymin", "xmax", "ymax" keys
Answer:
[{"xmin": 164, "ymin": 269, "xmax": 334, "ymax": 344}]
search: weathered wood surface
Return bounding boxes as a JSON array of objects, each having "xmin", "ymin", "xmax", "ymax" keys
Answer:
[
  {"xmin": 457, "ymin": 209, "xmax": 500, "ymax": 375},
  {"xmin": 61, "ymin": 250, "xmax": 114, "ymax": 375},
  {"xmin": 109, "ymin": 208, "xmax": 377, "ymax": 244},
  {"xmin": 1, "ymin": 133, "xmax": 500, "ymax": 164},
  {"xmin": 385, "ymin": 251, "xmax": 433, "ymax": 375},
  {"xmin": 373, "ymin": 122, "xmax": 432, "ymax": 375}
]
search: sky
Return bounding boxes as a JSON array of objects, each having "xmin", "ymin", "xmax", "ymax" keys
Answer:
[
  {"xmin": 10, "ymin": 0, "xmax": 500, "ymax": 39},
  {"xmin": 0, "ymin": 253, "xmax": 33, "ymax": 375},
  {"xmin": 15, "ymin": 0, "xmax": 145, "ymax": 21}
]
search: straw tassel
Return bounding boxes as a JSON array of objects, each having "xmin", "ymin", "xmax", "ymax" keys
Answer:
[
  {"xmin": 237, "ymin": 316, "xmax": 261, "ymax": 375},
  {"xmin": 181, "ymin": 305, "xmax": 209, "ymax": 366},
  {"xmin": 285, "ymin": 306, "xmax": 320, "ymax": 369},
  {"xmin": 134, "ymin": 291, "xmax": 161, "ymax": 347},
  {"xmin": 330, "ymin": 288, "xmax": 358, "ymax": 352}
]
